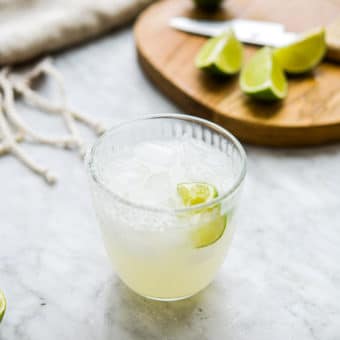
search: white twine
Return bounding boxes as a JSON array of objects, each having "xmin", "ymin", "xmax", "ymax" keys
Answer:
[{"xmin": 0, "ymin": 58, "xmax": 105, "ymax": 184}]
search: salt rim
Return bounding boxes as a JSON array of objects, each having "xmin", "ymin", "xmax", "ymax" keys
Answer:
[{"xmin": 86, "ymin": 113, "xmax": 247, "ymax": 215}]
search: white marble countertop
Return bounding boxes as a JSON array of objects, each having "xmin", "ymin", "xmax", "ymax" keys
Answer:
[{"xmin": 0, "ymin": 28, "xmax": 340, "ymax": 340}]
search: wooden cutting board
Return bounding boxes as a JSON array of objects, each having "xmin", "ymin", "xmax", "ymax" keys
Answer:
[{"xmin": 134, "ymin": 0, "xmax": 340, "ymax": 146}]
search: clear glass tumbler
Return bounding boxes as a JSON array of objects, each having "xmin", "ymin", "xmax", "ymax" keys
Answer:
[{"xmin": 86, "ymin": 114, "xmax": 247, "ymax": 301}]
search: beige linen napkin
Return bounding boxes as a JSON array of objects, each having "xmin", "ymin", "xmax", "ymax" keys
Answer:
[{"xmin": 0, "ymin": 0, "xmax": 154, "ymax": 65}]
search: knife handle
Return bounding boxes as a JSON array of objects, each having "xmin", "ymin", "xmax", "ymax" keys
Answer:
[{"xmin": 326, "ymin": 19, "xmax": 340, "ymax": 63}]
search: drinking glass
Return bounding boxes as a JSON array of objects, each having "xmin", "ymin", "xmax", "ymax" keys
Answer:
[{"xmin": 86, "ymin": 114, "xmax": 246, "ymax": 301}]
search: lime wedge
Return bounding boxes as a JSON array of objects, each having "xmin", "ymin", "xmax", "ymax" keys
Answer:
[
  {"xmin": 240, "ymin": 47, "xmax": 288, "ymax": 101},
  {"xmin": 0, "ymin": 290, "xmax": 6, "ymax": 322},
  {"xmin": 177, "ymin": 182, "xmax": 217, "ymax": 206},
  {"xmin": 274, "ymin": 28, "xmax": 326, "ymax": 74},
  {"xmin": 194, "ymin": 0, "xmax": 222, "ymax": 10},
  {"xmin": 191, "ymin": 214, "xmax": 227, "ymax": 248},
  {"xmin": 195, "ymin": 29, "xmax": 243, "ymax": 76},
  {"xmin": 177, "ymin": 182, "xmax": 227, "ymax": 248}
]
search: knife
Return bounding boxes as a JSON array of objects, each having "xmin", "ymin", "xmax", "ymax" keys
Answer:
[{"xmin": 170, "ymin": 17, "xmax": 298, "ymax": 47}]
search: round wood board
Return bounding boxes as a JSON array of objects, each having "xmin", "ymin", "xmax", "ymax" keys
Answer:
[{"xmin": 134, "ymin": 0, "xmax": 340, "ymax": 146}]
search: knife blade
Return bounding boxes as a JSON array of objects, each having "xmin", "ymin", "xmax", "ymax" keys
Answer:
[{"xmin": 170, "ymin": 17, "xmax": 298, "ymax": 47}]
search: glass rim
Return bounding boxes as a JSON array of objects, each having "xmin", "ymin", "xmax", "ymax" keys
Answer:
[{"xmin": 86, "ymin": 113, "xmax": 247, "ymax": 214}]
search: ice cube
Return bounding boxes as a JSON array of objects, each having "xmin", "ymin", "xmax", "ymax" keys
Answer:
[
  {"xmin": 134, "ymin": 141, "xmax": 176, "ymax": 170},
  {"xmin": 142, "ymin": 171, "xmax": 173, "ymax": 206}
]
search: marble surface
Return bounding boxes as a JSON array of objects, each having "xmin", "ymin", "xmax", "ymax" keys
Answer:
[{"xmin": 1, "ymin": 27, "xmax": 340, "ymax": 340}]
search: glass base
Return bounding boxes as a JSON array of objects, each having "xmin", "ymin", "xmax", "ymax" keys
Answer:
[
  {"xmin": 143, "ymin": 293, "xmax": 196, "ymax": 302},
  {"xmin": 118, "ymin": 274, "xmax": 212, "ymax": 302}
]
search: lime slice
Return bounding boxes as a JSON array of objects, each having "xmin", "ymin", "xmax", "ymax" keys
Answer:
[
  {"xmin": 274, "ymin": 28, "xmax": 326, "ymax": 74},
  {"xmin": 194, "ymin": 0, "xmax": 222, "ymax": 10},
  {"xmin": 240, "ymin": 47, "xmax": 288, "ymax": 101},
  {"xmin": 0, "ymin": 290, "xmax": 6, "ymax": 322},
  {"xmin": 195, "ymin": 29, "xmax": 243, "ymax": 76},
  {"xmin": 177, "ymin": 182, "xmax": 227, "ymax": 248}
]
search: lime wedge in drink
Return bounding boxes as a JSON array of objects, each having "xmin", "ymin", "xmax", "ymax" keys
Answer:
[
  {"xmin": 240, "ymin": 47, "xmax": 288, "ymax": 101},
  {"xmin": 195, "ymin": 29, "xmax": 243, "ymax": 76},
  {"xmin": 177, "ymin": 182, "xmax": 217, "ymax": 206},
  {"xmin": 191, "ymin": 214, "xmax": 227, "ymax": 248},
  {"xmin": 194, "ymin": 0, "xmax": 222, "ymax": 10},
  {"xmin": 177, "ymin": 182, "xmax": 227, "ymax": 248},
  {"xmin": 0, "ymin": 290, "xmax": 6, "ymax": 322},
  {"xmin": 274, "ymin": 28, "xmax": 326, "ymax": 74}
]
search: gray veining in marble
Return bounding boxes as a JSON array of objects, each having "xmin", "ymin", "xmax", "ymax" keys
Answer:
[{"xmin": 0, "ymin": 28, "xmax": 340, "ymax": 340}]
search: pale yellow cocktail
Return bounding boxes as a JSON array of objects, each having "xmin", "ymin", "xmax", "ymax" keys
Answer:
[{"xmin": 87, "ymin": 114, "xmax": 246, "ymax": 301}]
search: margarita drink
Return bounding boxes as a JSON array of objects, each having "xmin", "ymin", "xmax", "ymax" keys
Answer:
[{"xmin": 87, "ymin": 115, "xmax": 246, "ymax": 301}]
